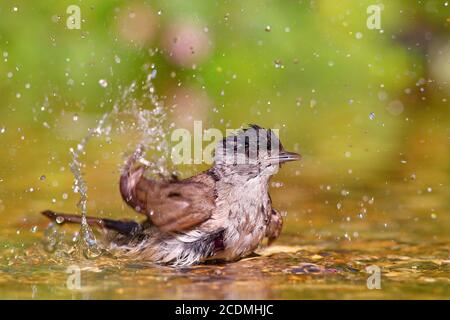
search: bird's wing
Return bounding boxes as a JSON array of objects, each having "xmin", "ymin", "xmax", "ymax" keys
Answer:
[
  {"xmin": 266, "ymin": 208, "xmax": 283, "ymax": 245},
  {"xmin": 120, "ymin": 164, "xmax": 216, "ymax": 232},
  {"xmin": 147, "ymin": 180, "xmax": 216, "ymax": 232}
]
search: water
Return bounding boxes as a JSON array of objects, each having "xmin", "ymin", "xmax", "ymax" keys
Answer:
[
  {"xmin": 0, "ymin": 122, "xmax": 449, "ymax": 298},
  {"xmin": 69, "ymin": 125, "xmax": 104, "ymax": 259},
  {"xmin": 0, "ymin": 65, "xmax": 450, "ymax": 299},
  {"xmin": 0, "ymin": 70, "xmax": 450, "ymax": 299},
  {"xmin": 0, "ymin": 180, "xmax": 448, "ymax": 299},
  {"xmin": 43, "ymin": 63, "xmax": 173, "ymax": 261},
  {"xmin": 0, "ymin": 66, "xmax": 448, "ymax": 299}
]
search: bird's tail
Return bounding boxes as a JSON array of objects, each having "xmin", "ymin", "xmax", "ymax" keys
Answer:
[
  {"xmin": 119, "ymin": 147, "xmax": 154, "ymax": 216},
  {"xmin": 41, "ymin": 210, "xmax": 140, "ymax": 236}
]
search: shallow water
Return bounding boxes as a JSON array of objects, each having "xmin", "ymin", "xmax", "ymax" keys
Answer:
[{"xmin": 1, "ymin": 167, "xmax": 448, "ymax": 299}]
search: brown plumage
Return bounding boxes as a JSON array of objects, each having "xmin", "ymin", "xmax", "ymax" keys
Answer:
[
  {"xmin": 42, "ymin": 125, "xmax": 300, "ymax": 266},
  {"xmin": 119, "ymin": 151, "xmax": 216, "ymax": 232}
]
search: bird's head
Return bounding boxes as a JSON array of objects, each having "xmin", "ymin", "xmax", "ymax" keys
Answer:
[{"xmin": 213, "ymin": 124, "xmax": 300, "ymax": 179}]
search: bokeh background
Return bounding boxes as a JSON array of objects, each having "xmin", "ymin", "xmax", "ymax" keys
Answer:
[{"xmin": 0, "ymin": 0, "xmax": 449, "ymax": 299}]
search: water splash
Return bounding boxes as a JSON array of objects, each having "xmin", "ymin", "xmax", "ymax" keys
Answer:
[
  {"xmin": 67, "ymin": 61, "xmax": 173, "ymax": 259},
  {"xmin": 119, "ymin": 63, "xmax": 174, "ymax": 178},
  {"xmin": 69, "ymin": 112, "xmax": 109, "ymax": 259}
]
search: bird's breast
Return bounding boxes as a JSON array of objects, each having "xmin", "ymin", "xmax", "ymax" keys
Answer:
[{"xmin": 213, "ymin": 177, "xmax": 272, "ymax": 260}]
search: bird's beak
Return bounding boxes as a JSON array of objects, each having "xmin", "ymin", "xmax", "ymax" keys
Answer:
[
  {"xmin": 279, "ymin": 150, "xmax": 301, "ymax": 163},
  {"xmin": 269, "ymin": 150, "xmax": 301, "ymax": 164}
]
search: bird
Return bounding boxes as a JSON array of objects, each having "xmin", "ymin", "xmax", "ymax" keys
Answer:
[{"xmin": 42, "ymin": 125, "xmax": 300, "ymax": 266}]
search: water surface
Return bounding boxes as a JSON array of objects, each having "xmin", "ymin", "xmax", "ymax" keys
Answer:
[{"xmin": 1, "ymin": 167, "xmax": 448, "ymax": 299}]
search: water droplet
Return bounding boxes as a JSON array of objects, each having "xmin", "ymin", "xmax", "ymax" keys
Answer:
[
  {"xmin": 39, "ymin": 175, "xmax": 46, "ymax": 181},
  {"xmin": 98, "ymin": 79, "xmax": 108, "ymax": 88},
  {"xmin": 337, "ymin": 202, "xmax": 342, "ymax": 210},
  {"xmin": 72, "ymin": 232, "xmax": 79, "ymax": 242},
  {"xmin": 355, "ymin": 32, "xmax": 363, "ymax": 39},
  {"xmin": 55, "ymin": 216, "xmax": 64, "ymax": 224},
  {"xmin": 150, "ymin": 69, "xmax": 157, "ymax": 80},
  {"xmin": 369, "ymin": 112, "xmax": 375, "ymax": 120},
  {"xmin": 0, "ymin": 127, "xmax": 5, "ymax": 134},
  {"xmin": 72, "ymin": 114, "xmax": 79, "ymax": 122},
  {"xmin": 265, "ymin": 25, "xmax": 271, "ymax": 32},
  {"xmin": 7, "ymin": 72, "xmax": 13, "ymax": 78},
  {"xmin": 274, "ymin": 60, "xmax": 283, "ymax": 69},
  {"xmin": 12, "ymin": 6, "xmax": 18, "ymax": 12},
  {"xmin": 31, "ymin": 226, "xmax": 38, "ymax": 233},
  {"xmin": 387, "ymin": 100, "xmax": 404, "ymax": 116},
  {"xmin": 378, "ymin": 90, "xmax": 388, "ymax": 101},
  {"xmin": 114, "ymin": 55, "xmax": 121, "ymax": 64}
]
